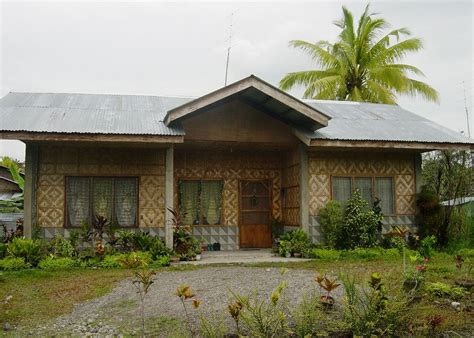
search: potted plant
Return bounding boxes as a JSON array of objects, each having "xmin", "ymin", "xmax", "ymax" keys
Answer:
[
  {"xmin": 278, "ymin": 240, "xmax": 291, "ymax": 258},
  {"xmin": 315, "ymin": 275, "xmax": 340, "ymax": 308}
]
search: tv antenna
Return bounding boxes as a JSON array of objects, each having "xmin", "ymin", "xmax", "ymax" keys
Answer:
[
  {"xmin": 224, "ymin": 10, "xmax": 238, "ymax": 86},
  {"xmin": 463, "ymin": 80, "xmax": 471, "ymax": 138}
]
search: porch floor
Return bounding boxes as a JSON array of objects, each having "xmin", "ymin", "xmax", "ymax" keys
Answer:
[{"xmin": 178, "ymin": 249, "xmax": 311, "ymax": 265}]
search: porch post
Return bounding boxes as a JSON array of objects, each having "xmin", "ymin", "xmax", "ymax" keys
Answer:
[
  {"xmin": 23, "ymin": 142, "xmax": 39, "ymax": 239},
  {"xmin": 299, "ymin": 144, "xmax": 309, "ymax": 234},
  {"xmin": 164, "ymin": 145, "xmax": 174, "ymax": 249}
]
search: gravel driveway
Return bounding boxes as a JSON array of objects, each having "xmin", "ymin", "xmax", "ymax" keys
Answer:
[{"xmin": 29, "ymin": 266, "xmax": 343, "ymax": 336}]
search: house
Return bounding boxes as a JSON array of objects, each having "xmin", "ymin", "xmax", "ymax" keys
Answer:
[
  {"xmin": 0, "ymin": 165, "xmax": 23, "ymax": 201},
  {"xmin": 0, "ymin": 75, "xmax": 472, "ymax": 249}
]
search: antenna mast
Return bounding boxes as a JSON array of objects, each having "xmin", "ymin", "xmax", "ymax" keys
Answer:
[
  {"xmin": 224, "ymin": 11, "xmax": 236, "ymax": 86},
  {"xmin": 463, "ymin": 81, "xmax": 471, "ymax": 138}
]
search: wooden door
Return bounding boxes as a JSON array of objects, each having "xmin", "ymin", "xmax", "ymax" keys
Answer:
[{"xmin": 239, "ymin": 180, "xmax": 272, "ymax": 248}]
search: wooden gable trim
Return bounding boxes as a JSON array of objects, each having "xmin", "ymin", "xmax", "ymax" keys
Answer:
[{"xmin": 164, "ymin": 75, "xmax": 330, "ymax": 129}]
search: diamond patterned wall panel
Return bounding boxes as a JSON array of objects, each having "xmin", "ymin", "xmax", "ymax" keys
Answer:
[{"xmin": 37, "ymin": 145, "xmax": 166, "ymax": 229}]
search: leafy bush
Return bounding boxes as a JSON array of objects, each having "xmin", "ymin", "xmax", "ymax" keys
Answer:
[
  {"xmin": 277, "ymin": 229, "xmax": 311, "ymax": 257},
  {"xmin": 456, "ymin": 248, "xmax": 474, "ymax": 258},
  {"xmin": 425, "ymin": 282, "xmax": 465, "ymax": 300},
  {"xmin": 115, "ymin": 230, "xmax": 135, "ymax": 252},
  {"xmin": 415, "ymin": 186, "xmax": 444, "ymax": 238},
  {"xmin": 319, "ymin": 200, "xmax": 343, "ymax": 248},
  {"xmin": 418, "ymin": 235, "xmax": 437, "ymax": 258},
  {"xmin": 0, "ymin": 243, "xmax": 6, "ymax": 258},
  {"xmin": 0, "ymin": 257, "xmax": 30, "ymax": 270},
  {"xmin": 7, "ymin": 238, "xmax": 46, "ymax": 266},
  {"xmin": 117, "ymin": 251, "xmax": 152, "ymax": 269},
  {"xmin": 38, "ymin": 256, "xmax": 77, "ymax": 270},
  {"xmin": 149, "ymin": 237, "xmax": 172, "ymax": 260},
  {"xmin": 132, "ymin": 232, "xmax": 154, "ymax": 251},
  {"xmin": 343, "ymin": 273, "xmax": 410, "ymax": 336},
  {"xmin": 49, "ymin": 235, "xmax": 76, "ymax": 258},
  {"xmin": 337, "ymin": 190, "xmax": 383, "ymax": 249},
  {"xmin": 153, "ymin": 255, "xmax": 171, "ymax": 267},
  {"xmin": 99, "ymin": 254, "xmax": 122, "ymax": 268},
  {"xmin": 305, "ymin": 248, "xmax": 341, "ymax": 260}
]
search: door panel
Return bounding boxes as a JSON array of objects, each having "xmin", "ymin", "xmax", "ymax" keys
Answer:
[{"xmin": 239, "ymin": 180, "xmax": 272, "ymax": 248}]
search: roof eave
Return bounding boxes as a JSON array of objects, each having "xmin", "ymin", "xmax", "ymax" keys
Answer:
[{"xmin": 309, "ymin": 139, "xmax": 474, "ymax": 151}]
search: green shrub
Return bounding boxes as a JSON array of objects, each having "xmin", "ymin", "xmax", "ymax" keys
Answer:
[
  {"xmin": 418, "ymin": 235, "xmax": 437, "ymax": 258},
  {"xmin": 456, "ymin": 248, "xmax": 474, "ymax": 258},
  {"xmin": 153, "ymin": 255, "xmax": 171, "ymax": 267},
  {"xmin": 132, "ymin": 232, "xmax": 154, "ymax": 251},
  {"xmin": 38, "ymin": 256, "xmax": 77, "ymax": 270},
  {"xmin": 415, "ymin": 186, "xmax": 444, "ymax": 238},
  {"xmin": 7, "ymin": 238, "xmax": 46, "ymax": 266},
  {"xmin": 305, "ymin": 248, "xmax": 341, "ymax": 260},
  {"xmin": 319, "ymin": 200, "xmax": 343, "ymax": 248},
  {"xmin": 149, "ymin": 237, "xmax": 172, "ymax": 260},
  {"xmin": 337, "ymin": 190, "xmax": 383, "ymax": 249},
  {"xmin": 98, "ymin": 254, "xmax": 122, "ymax": 268},
  {"xmin": 425, "ymin": 282, "xmax": 465, "ymax": 300},
  {"xmin": 0, "ymin": 257, "xmax": 31, "ymax": 270},
  {"xmin": 117, "ymin": 251, "xmax": 152, "ymax": 269},
  {"xmin": 0, "ymin": 243, "xmax": 6, "ymax": 258},
  {"xmin": 277, "ymin": 229, "xmax": 311, "ymax": 256},
  {"xmin": 49, "ymin": 235, "xmax": 76, "ymax": 258}
]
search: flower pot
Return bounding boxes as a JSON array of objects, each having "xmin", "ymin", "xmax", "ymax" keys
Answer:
[{"xmin": 320, "ymin": 295, "xmax": 335, "ymax": 308}]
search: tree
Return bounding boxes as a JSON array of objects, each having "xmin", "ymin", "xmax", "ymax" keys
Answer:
[{"xmin": 280, "ymin": 4, "xmax": 438, "ymax": 104}]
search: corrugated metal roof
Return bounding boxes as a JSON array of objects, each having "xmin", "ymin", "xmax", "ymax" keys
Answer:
[
  {"xmin": 0, "ymin": 91, "xmax": 472, "ymax": 145},
  {"xmin": 305, "ymin": 101, "xmax": 473, "ymax": 144},
  {"xmin": 0, "ymin": 92, "xmax": 190, "ymax": 135}
]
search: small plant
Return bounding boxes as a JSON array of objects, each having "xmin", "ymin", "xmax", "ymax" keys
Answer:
[
  {"xmin": 49, "ymin": 235, "xmax": 76, "ymax": 258},
  {"xmin": 0, "ymin": 257, "xmax": 30, "ymax": 270},
  {"xmin": 7, "ymin": 238, "xmax": 45, "ymax": 266},
  {"xmin": 424, "ymin": 282, "xmax": 465, "ymax": 300},
  {"xmin": 132, "ymin": 231, "xmax": 154, "ymax": 251},
  {"xmin": 315, "ymin": 275, "xmax": 340, "ymax": 307},
  {"xmin": 133, "ymin": 269, "xmax": 157, "ymax": 336},
  {"xmin": 455, "ymin": 254, "xmax": 464, "ymax": 270},
  {"xmin": 176, "ymin": 285, "xmax": 198, "ymax": 336},
  {"xmin": 426, "ymin": 314, "xmax": 444, "ymax": 336},
  {"xmin": 38, "ymin": 256, "xmax": 76, "ymax": 270},
  {"xmin": 228, "ymin": 300, "xmax": 244, "ymax": 335},
  {"xmin": 418, "ymin": 235, "xmax": 437, "ymax": 259},
  {"xmin": 115, "ymin": 230, "xmax": 135, "ymax": 252},
  {"xmin": 118, "ymin": 252, "xmax": 151, "ymax": 269}
]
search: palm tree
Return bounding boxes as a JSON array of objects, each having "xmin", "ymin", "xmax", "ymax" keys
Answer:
[{"xmin": 280, "ymin": 5, "xmax": 438, "ymax": 104}]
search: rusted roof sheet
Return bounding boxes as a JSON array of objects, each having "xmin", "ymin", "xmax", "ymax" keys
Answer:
[{"xmin": 305, "ymin": 101, "xmax": 473, "ymax": 144}]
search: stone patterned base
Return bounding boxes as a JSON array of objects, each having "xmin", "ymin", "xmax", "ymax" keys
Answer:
[
  {"xmin": 192, "ymin": 226, "xmax": 239, "ymax": 251},
  {"xmin": 308, "ymin": 215, "xmax": 416, "ymax": 244}
]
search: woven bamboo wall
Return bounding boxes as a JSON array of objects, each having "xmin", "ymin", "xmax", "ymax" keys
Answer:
[
  {"xmin": 174, "ymin": 149, "xmax": 282, "ymax": 226},
  {"xmin": 281, "ymin": 148, "xmax": 300, "ymax": 226},
  {"xmin": 36, "ymin": 145, "xmax": 166, "ymax": 228},
  {"xmin": 308, "ymin": 152, "xmax": 416, "ymax": 217}
]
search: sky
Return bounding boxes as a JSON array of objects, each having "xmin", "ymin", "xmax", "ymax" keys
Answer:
[{"xmin": 0, "ymin": 0, "xmax": 473, "ymax": 161}]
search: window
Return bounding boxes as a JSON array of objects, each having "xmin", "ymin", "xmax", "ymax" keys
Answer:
[
  {"xmin": 179, "ymin": 180, "xmax": 223, "ymax": 225},
  {"xmin": 66, "ymin": 177, "xmax": 138, "ymax": 227},
  {"xmin": 331, "ymin": 176, "xmax": 395, "ymax": 214}
]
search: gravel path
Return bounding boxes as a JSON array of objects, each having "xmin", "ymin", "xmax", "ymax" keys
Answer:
[{"xmin": 29, "ymin": 267, "xmax": 343, "ymax": 336}]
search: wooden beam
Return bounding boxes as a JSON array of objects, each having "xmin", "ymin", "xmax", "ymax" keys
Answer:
[
  {"xmin": 23, "ymin": 143, "xmax": 39, "ymax": 239},
  {"xmin": 0, "ymin": 132, "xmax": 184, "ymax": 143},
  {"xmin": 310, "ymin": 139, "xmax": 473, "ymax": 151},
  {"xmin": 164, "ymin": 146, "xmax": 174, "ymax": 249}
]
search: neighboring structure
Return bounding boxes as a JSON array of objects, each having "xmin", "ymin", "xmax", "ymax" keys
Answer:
[
  {"xmin": 0, "ymin": 75, "xmax": 472, "ymax": 249},
  {"xmin": 0, "ymin": 165, "xmax": 23, "ymax": 200}
]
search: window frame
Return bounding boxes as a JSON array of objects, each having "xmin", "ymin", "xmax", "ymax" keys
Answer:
[
  {"xmin": 330, "ymin": 175, "xmax": 396, "ymax": 216},
  {"xmin": 178, "ymin": 178, "xmax": 224, "ymax": 226},
  {"xmin": 64, "ymin": 176, "xmax": 139, "ymax": 228}
]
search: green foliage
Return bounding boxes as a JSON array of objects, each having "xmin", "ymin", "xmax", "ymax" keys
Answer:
[
  {"xmin": 416, "ymin": 186, "xmax": 444, "ymax": 238},
  {"xmin": 425, "ymin": 282, "xmax": 465, "ymax": 300},
  {"xmin": 293, "ymin": 292, "xmax": 329, "ymax": 336},
  {"xmin": 49, "ymin": 235, "xmax": 76, "ymax": 258},
  {"xmin": 337, "ymin": 190, "xmax": 383, "ymax": 249},
  {"xmin": 305, "ymin": 248, "xmax": 341, "ymax": 260},
  {"xmin": 0, "ymin": 243, "xmax": 6, "ymax": 258},
  {"xmin": 132, "ymin": 232, "xmax": 154, "ymax": 251},
  {"xmin": 318, "ymin": 200, "xmax": 343, "ymax": 248},
  {"xmin": 7, "ymin": 238, "xmax": 46, "ymax": 266},
  {"xmin": 280, "ymin": 4, "xmax": 438, "ymax": 104},
  {"xmin": 115, "ymin": 230, "xmax": 135, "ymax": 252},
  {"xmin": 456, "ymin": 248, "xmax": 474, "ymax": 258},
  {"xmin": 117, "ymin": 251, "xmax": 152, "ymax": 269},
  {"xmin": 38, "ymin": 256, "xmax": 77, "ymax": 270},
  {"xmin": 277, "ymin": 229, "xmax": 311, "ymax": 257},
  {"xmin": 342, "ymin": 273, "xmax": 410, "ymax": 336},
  {"xmin": 0, "ymin": 257, "xmax": 30, "ymax": 270},
  {"xmin": 149, "ymin": 238, "xmax": 172, "ymax": 260},
  {"xmin": 98, "ymin": 254, "xmax": 122, "ymax": 268},
  {"xmin": 0, "ymin": 158, "xmax": 24, "ymax": 212},
  {"xmin": 418, "ymin": 235, "xmax": 437, "ymax": 258}
]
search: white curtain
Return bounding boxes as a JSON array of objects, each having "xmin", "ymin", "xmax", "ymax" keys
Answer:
[
  {"xmin": 332, "ymin": 177, "xmax": 352, "ymax": 208},
  {"xmin": 375, "ymin": 177, "xmax": 394, "ymax": 214},
  {"xmin": 201, "ymin": 181, "xmax": 223, "ymax": 225},
  {"xmin": 114, "ymin": 178, "xmax": 137, "ymax": 227},
  {"xmin": 92, "ymin": 178, "xmax": 113, "ymax": 221},
  {"xmin": 355, "ymin": 177, "xmax": 373, "ymax": 207},
  {"xmin": 180, "ymin": 181, "xmax": 200, "ymax": 225},
  {"xmin": 67, "ymin": 177, "xmax": 90, "ymax": 227}
]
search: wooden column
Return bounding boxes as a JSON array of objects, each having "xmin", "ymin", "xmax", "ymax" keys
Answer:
[
  {"xmin": 23, "ymin": 142, "xmax": 39, "ymax": 239},
  {"xmin": 164, "ymin": 145, "xmax": 174, "ymax": 249},
  {"xmin": 299, "ymin": 144, "xmax": 309, "ymax": 234}
]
